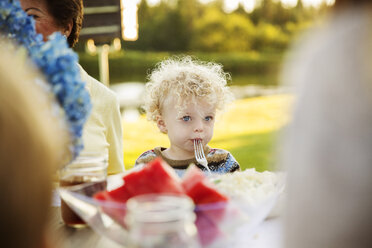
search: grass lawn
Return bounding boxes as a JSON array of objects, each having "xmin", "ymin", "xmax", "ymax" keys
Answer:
[{"xmin": 122, "ymin": 94, "xmax": 293, "ymax": 171}]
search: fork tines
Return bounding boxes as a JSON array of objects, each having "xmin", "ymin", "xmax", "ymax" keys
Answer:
[{"xmin": 193, "ymin": 139, "xmax": 211, "ymax": 173}]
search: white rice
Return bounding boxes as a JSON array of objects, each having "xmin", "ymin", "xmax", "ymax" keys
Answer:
[{"xmin": 212, "ymin": 169, "xmax": 283, "ymax": 206}]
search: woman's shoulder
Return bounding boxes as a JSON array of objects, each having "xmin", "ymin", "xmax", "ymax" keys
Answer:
[
  {"xmin": 87, "ymin": 77, "xmax": 117, "ymax": 101},
  {"xmin": 79, "ymin": 65, "xmax": 118, "ymax": 106}
]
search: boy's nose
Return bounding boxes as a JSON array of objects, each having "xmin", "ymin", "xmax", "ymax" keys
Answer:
[
  {"xmin": 193, "ymin": 120, "xmax": 204, "ymax": 132},
  {"xmin": 194, "ymin": 127, "xmax": 203, "ymax": 132}
]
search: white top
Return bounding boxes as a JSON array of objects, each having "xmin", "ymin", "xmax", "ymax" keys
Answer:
[{"xmin": 80, "ymin": 65, "xmax": 124, "ymax": 174}]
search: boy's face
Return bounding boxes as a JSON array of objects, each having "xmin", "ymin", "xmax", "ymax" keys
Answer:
[{"xmin": 157, "ymin": 97, "xmax": 216, "ymax": 159}]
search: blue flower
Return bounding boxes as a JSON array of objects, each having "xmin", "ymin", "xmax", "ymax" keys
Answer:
[{"xmin": 0, "ymin": 0, "xmax": 92, "ymax": 159}]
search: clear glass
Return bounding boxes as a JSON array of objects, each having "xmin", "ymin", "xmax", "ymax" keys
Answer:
[
  {"xmin": 59, "ymin": 152, "xmax": 108, "ymax": 228},
  {"xmin": 125, "ymin": 194, "xmax": 200, "ymax": 248}
]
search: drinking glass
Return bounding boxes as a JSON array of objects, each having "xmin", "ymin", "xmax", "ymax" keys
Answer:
[
  {"xmin": 125, "ymin": 194, "xmax": 200, "ymax": 248},
  {"xmin": 59, "ymin": 152, "xmax": 108, "ymax": 228}
]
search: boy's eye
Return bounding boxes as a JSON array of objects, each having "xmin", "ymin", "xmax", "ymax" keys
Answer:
[
  {"xmin": 205, "ymin": 116, "xmax": 213, "ymax": 121},
  {"xmin": 182, "ymin": 116, "xmax": 191, "ymax": 121}
]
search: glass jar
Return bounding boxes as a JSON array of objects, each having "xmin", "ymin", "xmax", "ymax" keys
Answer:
[
  {"xmin": 59, "ymin": 152, "xmax": 108, "ymax": 228},
  {"xmin": 125, "ymin": 194, "xmax": 200, "ymax": 248}
]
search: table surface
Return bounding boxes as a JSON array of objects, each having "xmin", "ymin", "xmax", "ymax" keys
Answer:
[
  {"xmin": 51, "ymin": 207, "xmax": 283, "ymax": 248},
  {"xmin": 51, "ymin": 207, "xmax": 122, "ymax": 248}
]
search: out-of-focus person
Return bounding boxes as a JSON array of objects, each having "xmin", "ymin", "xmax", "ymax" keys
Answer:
[
  {"xmin": 0, "ymin": 40, "xmax": 66, "ymax": 248},
  {"xmin": 19, "ymin": 0, "xmax": 124, "ymax": 174},
  {"xmin": 281, "ymin": 0, "xmax": 372, "ymax": 247}
]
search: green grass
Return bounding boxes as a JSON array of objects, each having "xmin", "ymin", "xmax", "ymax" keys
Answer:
[
  {"xmin": 123, "ymin": 94, "xmax": 292, "ymax": 171},
  {"xmin": 211, "ymin": 132, "xmax": 280, "ymax": 172}
]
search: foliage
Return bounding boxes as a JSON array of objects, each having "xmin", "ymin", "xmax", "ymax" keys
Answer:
[
  {"xmin": 125, "ymin": 0, "xmax": 195, "ymax": 51},
  {"xmin": 122, "ymin": 0, "xmax": 332, "ymax": 53},
  {"xmin": 78, "ymin": 50, "xmax": 283, "ymax": 85},
  {"xmin": 252, "ymin": 22, "xmax": 289, "ymax": 50},
  {"xmin": 77, "ymin": 0, "xmax": 332, "ymax": 86},
  {"xmin": 190, "ymin": 6, "xmax": 256, "ymax": 52}
]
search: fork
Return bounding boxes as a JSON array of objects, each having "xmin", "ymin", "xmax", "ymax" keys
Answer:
[{"xmin": 194, "ymin": 139, "xmax": 211, "ymax": 174}]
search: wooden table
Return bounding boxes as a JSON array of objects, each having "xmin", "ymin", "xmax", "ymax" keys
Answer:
[{"xmin": 51, "ymin": 207, "xmax": 282, "ymax": 248}]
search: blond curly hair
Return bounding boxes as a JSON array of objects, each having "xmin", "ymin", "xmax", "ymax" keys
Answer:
[{"xmin": 144, "ymin": 56, "xmax": 234, "ymax": 122}]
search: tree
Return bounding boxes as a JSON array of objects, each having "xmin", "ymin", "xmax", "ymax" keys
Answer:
[
  {"xmin": 126, "ymin": 0, "xmax": 192, "ymax": 51},
  {"xmin": 190, "ymin": 6, "xmax": 255, "ymax": 52},
  {"xmin": 124, "ymin": 0, "xmax": 330, "ymax": 53}
]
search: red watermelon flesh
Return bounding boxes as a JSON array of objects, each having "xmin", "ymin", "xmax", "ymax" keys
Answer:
[
  {"xmin": 182, "ymin": 165, "xmax": 229, "ymax": 245},
  {"xmin": 195, "ymin": 211, "xmax": 224, "ymax": 246},
  {"xmin": 186, "ymin": 179, "xmax": 228, "ymax": 222},
  {"xmin": 94, "ymin": 190, "xmax": 128, "ymax": 227},
  {"xmin": 122, "ymin": 158, "xmax": 185, "ymax": 196},
  {"xmin": 99, "ymin": 184, "xmax": 132, "ymax": 203},
  {"xmin": 185, "ymin": 180, "xmax": 229, "ymax": 205},
  {"xmin": 182, "ymin": 165, "xmax": 229, "ymax": 205},
  {"xmin": 94, "ymin": 191, "xmax": 111, "ymax": 201},
  {"xmin": 181, "ymin": 164, "xmax": 206, "ymax": 192},
  {"xmin": 93, "ymin": 159, "xmax": 230, "ymax": 244},
  {"xmin": 94, "ymin": 158, "xmax": 184, "ymax": 227}
]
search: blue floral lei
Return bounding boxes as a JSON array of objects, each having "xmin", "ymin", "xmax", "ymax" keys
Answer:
[{"xmin": 0, "ymin": 0, "xmax": 92, "ymax": 159}]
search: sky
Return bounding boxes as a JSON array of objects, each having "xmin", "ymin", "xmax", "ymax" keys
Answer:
[{"xmin": 146, "ymin": 0, "xmax": 335, "ymax": 13}]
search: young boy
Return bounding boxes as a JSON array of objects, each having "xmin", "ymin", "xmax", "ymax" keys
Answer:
[{"xmin": 135, "ymin": 56, "xmax": 240, "ymax": 175}]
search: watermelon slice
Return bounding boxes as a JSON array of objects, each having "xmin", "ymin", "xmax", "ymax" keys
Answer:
[
  {"xmin": 182, "ymin": 165, "xmax": 229, "ymax": 245},
  {"xmin": 122, "ymin": 158, "xmax": 185, "ymax": 196},
  {"xmin": 94, "ymin": 190, "xmax": 128, "ymax": 227},
  {"xmin": 182, "ymin": 165, "xmax": 228, "ymax": 208},
  {"xmin": 195, "ymin": 211, "xmax": 224, "ymax": 247},
  {"xmin": 93, "ymin": 159, "xmax": 230, "ymax": 246},
  {"xmin": 181, "ymin": 164, "xmax": 206, "ymax": 191},
  {"xmin": 93, "ymin": 158, "xmax": 185, "ymax": 227},
  {"xmin": 185, "ymin": 180, "xmax": 229, "ymax": 205},
  {"xmin": 98, "ymin": 184, "xmax": 132, "ymax": 203}
]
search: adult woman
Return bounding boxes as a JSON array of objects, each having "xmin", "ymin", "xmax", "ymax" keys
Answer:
[
  {"xmin": 282, "ymin": 0, "xmax": 372, "ymax": 247},
  {"xmin": 19, "ymin": 0, "xmax": 124, "ymax": 174}
]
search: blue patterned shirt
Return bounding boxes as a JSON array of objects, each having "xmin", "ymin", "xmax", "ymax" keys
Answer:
[{"xmin": 135, "ymin": 147, "xmax": 240, "ymax": 177}]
